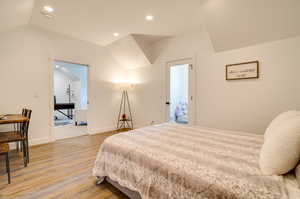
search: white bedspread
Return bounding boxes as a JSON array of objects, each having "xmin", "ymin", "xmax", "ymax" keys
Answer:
[{"xmin": 94, "ymin": 123, "xmax": 300, "ymax": 199}]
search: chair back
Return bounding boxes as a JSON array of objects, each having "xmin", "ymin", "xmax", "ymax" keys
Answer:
[
  {"xmin": 21, "ymin": 109, "xmax": 32, "ymax": 138},
  {"xmin": 22, "ymin": 108, "xmax": 26, "ymax": 116}
]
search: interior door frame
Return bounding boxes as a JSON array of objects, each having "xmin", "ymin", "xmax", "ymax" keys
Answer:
[
  {"xmin": 49, "ymin": 59, "xmax": 90, "ymax": 141},
  {"xmin": 165, "ymin": 57, "xmax": 196, "ymax": 125}
]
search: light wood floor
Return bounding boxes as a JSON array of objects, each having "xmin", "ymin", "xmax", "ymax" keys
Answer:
[{"xmin": 0, "ymin": 130, "xmax": 129, "ymax": 199}]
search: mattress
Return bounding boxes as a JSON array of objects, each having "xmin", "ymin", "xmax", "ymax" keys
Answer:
[{"xmin": 93, "ymin": 123, "xmax": 300, "ymax": 199}]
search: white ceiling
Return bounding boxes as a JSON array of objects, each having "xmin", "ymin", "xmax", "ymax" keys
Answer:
[
  {"xmin": 107, "ymin": 35, "xmax": 151, "ymax": 70},
  {"xmin": 0, "ymin": 0, "xmax": 34, "ymax": 33},
  {"xmin": 30, "ymin": 0, "xmax": 205, "ymax": 46},
  {"xmin": 1, "ymin": 0, "xmax": 300, "ymax": 52},
  {"xmin": 201, "ymin": 0, "xmax": 300, "ymax": 52}
]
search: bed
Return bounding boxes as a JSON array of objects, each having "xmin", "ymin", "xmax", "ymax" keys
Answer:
[{"xmin": 93, "ymin": 123, "xmax": 300, "ymax": 199}]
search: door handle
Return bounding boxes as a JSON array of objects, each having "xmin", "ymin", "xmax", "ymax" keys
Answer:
[{"xmin": 166, "ymin": 102, "xmax": 170, "ymax": 105}]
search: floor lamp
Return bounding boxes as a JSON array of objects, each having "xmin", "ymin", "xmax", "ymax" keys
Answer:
[{"xmin": 117, "ymin": 83, "xmax": 134, "ymax": 130}]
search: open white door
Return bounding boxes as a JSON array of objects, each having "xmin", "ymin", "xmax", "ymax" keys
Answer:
[{"xmin": 165, "ymin": 58, "xmax": 196, "ymax": 124}]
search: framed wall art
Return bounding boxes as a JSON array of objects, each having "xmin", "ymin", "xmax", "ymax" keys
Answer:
[{"xmin": 226, "ymin": 61, "xmax": 259, "ymax": 80}]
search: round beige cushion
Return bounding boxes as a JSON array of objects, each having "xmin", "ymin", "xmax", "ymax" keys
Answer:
[
  {"xmin": 260, "ymin": 116, "xmax": 300, "ymax": 175},
  {"xmin": 264, "ymin": 111, "xmax": 300, "ymax": 139}
]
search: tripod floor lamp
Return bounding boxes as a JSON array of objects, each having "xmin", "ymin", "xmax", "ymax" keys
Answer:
[{"xmin": 117, "ymin": 83, "xmax": 134, "ymax": 130}]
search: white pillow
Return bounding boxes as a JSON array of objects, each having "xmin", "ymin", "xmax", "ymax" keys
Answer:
[
  {"xmin": 296, "ymin": 164, "xmax": 300, "ymax": 187},
  {"xmin": 260, "ymin": 116, "xmax": 300, "ymax": 175},
  {"xmin": 264, "ymin": 111, "xmax": 300, "ymax": 139}
]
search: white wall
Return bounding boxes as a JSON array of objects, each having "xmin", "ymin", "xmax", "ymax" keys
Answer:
[
  {"xmin": 1, "ymin": 24, "xmax": 299, "ymax": 142},
  {"xmin": 0, "ymin": 26, "xmax": 125, "ymax": 145},
  {"xmin": 128, "ymin": 30, "xmax": 300, "ymax": 134}
]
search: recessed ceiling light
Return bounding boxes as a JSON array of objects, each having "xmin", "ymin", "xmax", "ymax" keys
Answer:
[
  {"xmin": 55, "ymin": 65, "xmax": 60, "ymax": 68},
  {"xmin": 43, "ymin": 5, "xmax": 54, "ymax": 13},
  {"xmin": 113, "ymin": 33, "xmax": 120, "ymax": 37},
  {"xmin": 41, "ymin": 5, "xmax": 54, "ymax": 18},
  {"xmin": 145, "ymin": 15, "xmax": 154, "ymax": 21}
]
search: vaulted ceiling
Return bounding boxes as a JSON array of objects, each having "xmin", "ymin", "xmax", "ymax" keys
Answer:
[
  {"xmin": 0, "ymin": 0, "xmax": 34, "ymax": 33},
  {"xmin": 1, "ymin": 0, "xmax": 300, "ymax": 53},
  {"xmin": 201, "ymin": 0, "xmax": 300, "ymax": 52},
  {"xmin": 30, "ymin": 0, "xmax": 205, "ymax": 46}
]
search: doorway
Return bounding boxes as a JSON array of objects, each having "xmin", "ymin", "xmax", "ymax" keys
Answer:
[
  {"xmin": 52, "ymin": 60, "xmax": 89, "ymax": 140},
  {"xmin": 166, "ymin": 59, "xmax": 195, "ymax": 124}
]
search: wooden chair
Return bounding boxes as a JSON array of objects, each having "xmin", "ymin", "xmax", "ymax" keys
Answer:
[
  {"xmin": 0, "ymin": 109, "xmax": 32, "ymax": 166},
  {"xmin": 23, "ymin": 109, "xmax": 32, "ymax": 164},
  {"xmin": 0, "ymin": 143, "xmax": 11, "ymax": 184},
  {"xmin": 15, "ymin": 108, "xmax": 26, "ymax": 152}
]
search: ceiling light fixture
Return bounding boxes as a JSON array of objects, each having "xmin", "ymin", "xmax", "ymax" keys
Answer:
[
  {"xmin": 113, "ymin": 33, "xmax": 120, "ymax": 37},
  {"xmin": 43, "ymin": 5, "xmax": 54, "ymax": 13},
  {"xmin": 145, "ymin": 15, "xmax": 154, "ymax": 21},
  {"xmin": 41, "ymin": 5, "xmax": 54, "ymax": 18}
]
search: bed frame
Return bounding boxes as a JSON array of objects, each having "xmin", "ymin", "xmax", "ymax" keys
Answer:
[{"xmin": 97, "ymin": 177, "xmax": 142, "ymax": 199}]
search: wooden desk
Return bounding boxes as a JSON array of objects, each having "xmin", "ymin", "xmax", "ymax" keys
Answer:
[{"xmin": 0, "ymin": 115, "xmax": 29, "ymax": 125}]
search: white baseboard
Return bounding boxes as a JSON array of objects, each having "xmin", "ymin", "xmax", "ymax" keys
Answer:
[
  {"xmin": 29, "ymin": 137, "xmax": 52, "ymax": 146},
  {"xmin": 88, "ymin": 124, "xmax": 151, "ymax": 135},
  {"xmin": 134, "ymin": 120, "xmax": 165, "ymax": 129},
  {"xmin": 88, "ymin": 126, "xmax": 117, "ymax": 135},
  {"xmin": 134, "ymin": 123, "xmax": 149, "ymax": 129},
  {"xmin": 10, "ymin": 124, "xmax": 153, "ymax": 150},
  {"xmin": 88, "ymin": 123, "xmax": 157, "ymax": 135},
  {"xmin": 9, "ymin": 137, "xmax": 52, "ymax": 149}
]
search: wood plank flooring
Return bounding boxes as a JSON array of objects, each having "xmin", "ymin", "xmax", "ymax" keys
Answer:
[{"xmin": 0, "ymin": 130, "xmax": 130, "ymax": 199}]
